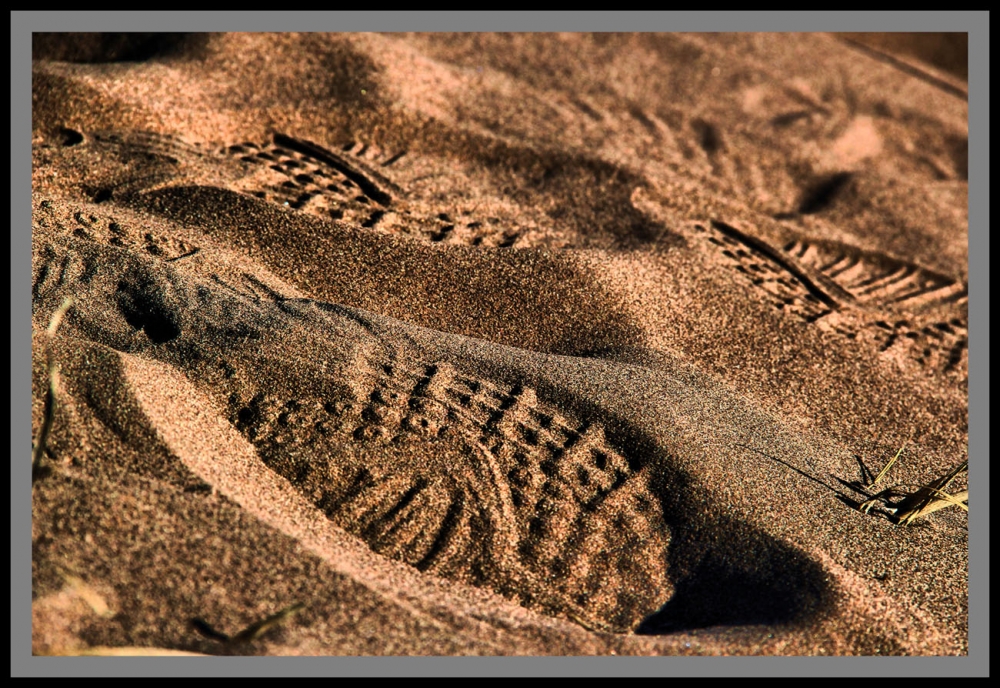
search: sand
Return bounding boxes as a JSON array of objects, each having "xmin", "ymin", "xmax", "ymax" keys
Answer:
[{"xmin": 31, "ymin": 32, "xmax": 968, "ymax": 656}]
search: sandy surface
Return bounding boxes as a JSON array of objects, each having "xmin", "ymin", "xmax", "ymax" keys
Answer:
[{"xmin": 31, "ymin": 32, "xmax": 968, "ymax": 656}]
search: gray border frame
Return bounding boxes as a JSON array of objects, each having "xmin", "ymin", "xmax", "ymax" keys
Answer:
[{"xmin": 13, "ymin": 11, "xmax": 988, "ymax": 677}]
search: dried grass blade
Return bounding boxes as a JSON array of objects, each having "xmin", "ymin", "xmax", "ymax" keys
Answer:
[
  {"xmin": 230, "ymin": 602, "xmax": 305, "ymax": 644},
  {"xmin": 894, "ymin": 460, "xmax": 969, "ymax": 525},
  {"xmin": 32, "ymin": 298, "xmax": 74, "ymax": 481},
  {"xmin": 44, "ymin": 646, "xmax": 210, "ymax": 657},
  {"xmin": 869, "ymin": 431, "xmax": 913, "ymax": 488}
]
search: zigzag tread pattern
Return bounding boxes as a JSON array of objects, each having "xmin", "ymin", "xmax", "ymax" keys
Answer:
[
  {"xmin": 686, "ymin": 221, "xmax": 968, "ymax": 379},
  {"xmin": 58, "ymin": 129, "xmax": 533, "ymax": 248},
  {"xmin": 229, "ymin": 357, "xmax": 672, "ymax": 633}
]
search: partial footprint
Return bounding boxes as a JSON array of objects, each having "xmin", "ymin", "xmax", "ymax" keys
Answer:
[
  {"xmin": 631, "ymin": 188, "xmax": 967, "ymax": 379},
  {"xmin": 41, "ymin": 128, "xmax": 534, "ymax": 248},
  {"xmin": 782, "ymin": 238, "xmax": 967, "ymax": 313},
  {"xmin": 705, "ymin": 221, "xmax": 967, "ymax": 378},
  {"xmin": 691, "ymin": 220, "xmax": 842, "ymax": 324},
  {"xmin": 33, "ymin": 202, "xmax": 200, "ymax": 263},
  {"xmin": 214, "ymin": 133, "xmax": 533, "ymax": 247}
]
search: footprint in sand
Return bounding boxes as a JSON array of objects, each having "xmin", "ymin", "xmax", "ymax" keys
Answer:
[
  {"xmin": 230, "ymin": 355, "xmax": 673, "ymax": 633},
  {"xmin": 631, "ymin": 187, "xmax": 967, "ymax": 380},
  {"xmin": 34, "ymin": 236, "xmax": 837, "ymax": 635},
  {"xmin": 31, "ymin": 238, "xmax": 671, "ymax": 633},
  {"xmin": 694, "ymin": 220, "xmax": 967, "ymax": 379},
  {"xmin": 38, "ymin": 126, "xmax": 968, "ymax": 381}
]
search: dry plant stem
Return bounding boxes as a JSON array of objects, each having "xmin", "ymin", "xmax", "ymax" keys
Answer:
[
  {"xmin": 858, "ymin": 492, "xmax": 892, "ymax": 515},
  {"xmin": 30, "ymin": 368, "xmax": 58, "ymax": 480},
  {"xmin": 229, "ymin": 602, "xmax": 306, "ymax": 644},
  {"xmin": 32, "ymin": 297, "xmax": 73, "ymax": 480},
  {"xmin": 894, "ymin": 459, "xmax": 969, "ymax": 526},
  {"xmin": 857, "ymin": 438, "xmax": 968, "ymax": 525},
  {"xmin": 193, "ymin": 602, "xmax": 307, "ymax": 648},
  {"xmin": 42, "ymin": 647, "xmax": 211, "ymax": 657},
  {"xmin": 857, "ymin": 433, "xmax": 913, "ymax": 515},
  {"xmin": 45, "ymin": 297, "xmax": 74, "ymax": 337},
  {"xmin": 869, "ymin": 431, "xmax": 913, "ymax": 489}
]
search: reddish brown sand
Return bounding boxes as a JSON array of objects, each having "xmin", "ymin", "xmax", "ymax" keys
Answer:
[{"xmin": 31, "ymin": 33, "xmax": 968, "ymax": 656}]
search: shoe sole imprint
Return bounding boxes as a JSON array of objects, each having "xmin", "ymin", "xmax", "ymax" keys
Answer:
[
  {"xmin": 230, "ymin": 355, "xmax": 673, "ymax": 634},
  {"xmin": 51, "ymin": 129, "xmax": 532, "ymax": 248},
  {"xmin": 32, "ymin": 237, "xmax": 673, "ymax": 633},
  {"xmin": 689, "ymin": 219, "xmax": 967, "ymax": 379}
]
